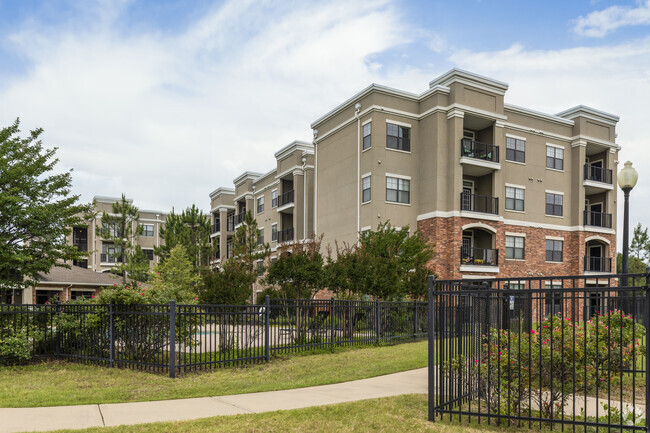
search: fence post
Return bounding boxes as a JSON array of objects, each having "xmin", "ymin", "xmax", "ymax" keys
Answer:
[
  {"xmin": 55, "ymin": 303, "xmax": 61, "ymax": 359},
  {"xmin": 169, "ymin": 300, "xmax": 176, "ymax": 379},
  {"xmin": 644, "ymin": 267, "xmax": 650, "ymax": 425},
  {"xmin": 264, "ymin": 295, "xmax": 270, "ymax": 363},
  {"xmin": 330, "ymin": 297, "xmax": 335, "ymax": 349},
  {"xmin": 109, "ymin": 301, "xmax": 115, "ymax": 368},
  {"xmin": 376, "ymin": 299, "xmax": 381, "ymax": 343},
  {"xmin": 414, "ymin": 300, "xmax": 418, "ymax": 339},
  {"xmin": 428, "ymin": 275, "xmax": 436, "ymax": 422}
]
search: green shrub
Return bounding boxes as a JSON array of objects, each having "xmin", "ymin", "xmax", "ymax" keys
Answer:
[{"xmin": 0, "ymin": 331, "xmax": 30, "ymax": 365}]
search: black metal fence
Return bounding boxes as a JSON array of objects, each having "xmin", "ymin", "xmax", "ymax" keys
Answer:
[
  {"xmin": 428, "ymin": 272, "xmax": 649, "ymax": 432},
  {"xmin": 0, "ymin": 297, "xmax": 427, "ymax": 377}
]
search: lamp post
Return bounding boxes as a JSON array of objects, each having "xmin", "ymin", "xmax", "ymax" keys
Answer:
[{"xmin": 617, "ymin": 161, "xmax": 638, "ymax": 313}]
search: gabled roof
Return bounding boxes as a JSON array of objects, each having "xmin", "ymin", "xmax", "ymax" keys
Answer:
[{"xmin": 37, "ymin": 265, "xmax": 121, "ymax": 287}]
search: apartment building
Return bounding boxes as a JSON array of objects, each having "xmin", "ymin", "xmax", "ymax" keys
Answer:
[
  {"xmin": 209, "ymin": 141, "xmax": 315, "ymax": 268},
  {"xmin": 311, "ymin": 69, "xmax": 619, "ymax": 282},
  {"xmin": 70, "ymin": 196, "xmax": 167, "ymax": 272}
]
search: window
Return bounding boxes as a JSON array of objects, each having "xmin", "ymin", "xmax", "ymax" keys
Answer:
[
  {"xmin": 363, "ymin": 122, "xmax": 371, "ymax": 150},
  {"xmin": 143, "ymin": 249, "xmax": 154, "ymax": 261},
  {"xmin": 271, "ymin": 190, "xmax": 278, "ymax": 208},
  {"xmin": 140, "ymin": 224, "xmax": 154, "ymax": 237},
  {"xmin": 362, "ymin": 175, "xmax": 371, "ymax": 203},
  {"xmin": 545, "ymin": 193, "xmax": 563, "ymax": 216},
  {"xmin": 102, "ymin": 223, "xmax": 123, "ymax": 238},
  {"xmin": 386, "ymin": 123, "xmax": 410, "ymax": 152},
  {"xmin": 505, "ymin": 236, "xmax": 524, "ymax": 260},
  {"xmin": 271, "ymin": 224, "xmax": 278, "ymax": 242},
  {"xmin": 546, "ymin": 146, "xmax": 564, "ymax": 170},
  {"xmin": 546, "ymin": 239, "xmax": 563, "ymax": 262},
  {"xmin": 506, "ymin": 137, "xmax": 525, "ymax": 163},
  {"xmin": 386, "ymin": 176, "xmax": 410, "ymax": 204},
  {"xmin": 256, "ymin": 261, "xmax": 264, "ymax": 277},
  {"xmin": 257, "ymin": 196, "xmax": 264, "ymax": 214},
  {"xmin": 226, "ymin": 238, "xmax": 232, "ymax": 258},
  {"xmin": 101, "ymin": 243, "xmax": 122, "ymax": 263},
  {"xmin": 258, "ymin": 228, "xmax": 264, "ymax": 245},
  {"xmin": 505, "ymin": 186, "xmax": 525, "ymax": 211}
]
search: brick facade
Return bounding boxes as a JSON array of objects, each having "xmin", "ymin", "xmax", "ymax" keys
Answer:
[{"xmin": 418, "ymin": 216, "xmax": 616, "ymax": 281}]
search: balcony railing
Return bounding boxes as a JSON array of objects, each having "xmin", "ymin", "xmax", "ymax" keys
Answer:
[
  {"xmin": 584, "ymin": 210, "xmax": 613, "ymax": 229},
  {"xmin": 460, "ymin": 138, "xmax": 499, "ymax": 163},
  {"xmin": 584, "ymin": 256, "xmax": 611, "ymax": 272},
  {"xmin": 100, "ymin": 253, "xmax": 120, "ymax": 264},
  {"xmin": 460, "ymin": 247, "xmax": 498, "ymax": 266},
  {"xmin": 227, "ymin": 217, "xmax": 235, "ymax": 232},
  {"xmin": 584, "ymin": 164, "xmax": 613, "ymax": 185},
  {"xmin": 460, "ymin": 192, "xmax": 498, "ymax": 215},
  {"xmin": 278, "ymin": 189, "xmax": 295, "ymax": 207},
  {"xmin": 212, "ymin": 221, "xmax": 220, "ymax": 234},
  {"xmin": 234, "ymin": 212, "xmax": 246, "ymax": 226},
  {"xmin": 279, "ymin": 227, "xmax": 294, "ymax": 243}
]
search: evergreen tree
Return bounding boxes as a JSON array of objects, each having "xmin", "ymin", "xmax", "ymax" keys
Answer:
[
  {"xmin": 0, "ymin": 119, "xmax": 93, "ymax": 292},
  {"xmin": 630, "ymin": 223, "xmax": 650, "ymax": 262},
  {"xmin": 230, "ymin": 210, "xmax": 269, "ymax": 304},
  {"xmin": 155, "ymin": 205, "xmax": 214, "ymax": 273},
  {"xmin": 97, "ymin": 194, "xmax": 144, "ymax": 284},
  {"xmin": 148, "ymin": 244, "xmax": 201, "ymax": 302}
]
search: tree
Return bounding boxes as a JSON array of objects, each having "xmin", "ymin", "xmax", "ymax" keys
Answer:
[
  {"xmin": 630, "ymin": 223, "xmax": 650, "ymax": 262},
  {"xmin": 147, "ymin": 244, "xmax": 201, "ymax": 302},
  {"xmin": 97, "ymin": 194, "xmax": 145, "ymax": 284},
  {"xmin": 266, "ymin": 234, "xmax": 326, "ymax": 299},
  {"xmin": 616, "ymin": 252, "xmax": 648, "ymax": 287},
  {"xmin": 198, "ymin": 261, "xmax": 252, "ymax": 304},
  {"xmin": 155, "ymin": 205, "xmax": 214, "ymax": 274},
  {"xmin": 326, "ymin": 222, "xmax": 435, "ymax": 300},
  {"xmin": 230, "ymin": 210, "xmax": 268, "ymax": 304},
  {"xmin": 0, "ymin": 119, "xmax": 93, "ymax": 292}
]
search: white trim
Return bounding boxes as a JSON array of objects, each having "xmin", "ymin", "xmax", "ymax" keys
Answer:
[
  {"xmin": 546, "ymin": 142, "xmax": 565, "ymax": 150},
  {"xmin": 505, "ymin": 183, "xmax": 526, "ymax": 190},
  {"xmin": 459, "ymin": 157, "xmax": 501, "ymax": 171},
  {"xmin": 546, "ymin": 235, "xmax": 564, "ymax": 241},
  {"xmin": 461, "ymin": 222, "xmax": 497, "ymax": 233},
  {"xmin": 555, "ymin": 105, "xmax": 619, "ymax": 125},
  {"xmin": 505, "ymin": 160, "xmax": 526, "ymax": 166},
  {"xmin": 386, "ymin": 147, "xmax": 411, "ymax": 155},
  {"xmin": 461, "ymin": 274, "xmax": 497, "ymax": 280},
  {"xmin": 460, "ymin": 265, "xmax": 500, "ymax": 274},
  {"xmin": 360, "ymin": 225, "xmax": 371, "ymax": 232},
  {"xmin": 274, "ymin": 141, "xmax": 314, "ymax": 161},
  {"xmin": 505, "ymin": 232, "xmax": 526, "ymax": 238},
  {"xmin": 210, "ymin": 205, "xmax": 236, "ymax": 213},
  {"xmin": 545, "ymin": 189, "xmax": 565, "ymax": 196},
  {"xmin": 429, "ymin": 68, "xmax": 509, "ymax": 95},
  {"xmin": 385, "ymin": 201, "xmax": 411, "ymax": 207},
  {"xmin": 362, "ymin": 118, "xmax": 372, "ymax": 126},
  {"xmin": 276, "ymin": 165, "xmax": 303, "ymax": 180},
  {"xmin": 506, "ymin": 104, "xmax": 575, "ymax": 127},
  {"xmin": 361, "ymin": 171, "xmax": 372, "ymax": 178},
  {"xmin": 585, "ymin": 235, "xmax": 611, "ymax": 245},
  {"xmin": 233, "ymin": 171, "xmax": 263, "ymax": 186},
  {"xmin": 385, "ymin": 173, "xmax": 411, "ymax": 180},
  {"xmin": 386, "ymin": 119, "xmax": 412, "ymax": 128},
  {"xmin": 233, "ymin": 192, "xmax": 254, "ymax": 203},
  {"xmin": 459, "ymin": 211, "xmax": 503, "ymax": 222},
  {"xmin": 505, "ymin": 133, "xmax": 527, "ymax": 141}
]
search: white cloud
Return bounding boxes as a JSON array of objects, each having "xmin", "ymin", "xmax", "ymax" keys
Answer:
[
  {"xmin": 0, "ymin": 0, "xmax": 412, "ymax": 213},
  {"xmin": 574, "ymin": 0, "xmax": 650, "ymax": 37},
  {"xmin": 449, "ymin": 39, "xmax": 650, "ymax": 250}
]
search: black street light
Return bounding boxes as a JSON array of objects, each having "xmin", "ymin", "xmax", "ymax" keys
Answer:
[{"xmin": 617, "ymin": 161, "xmax": 638, "ymax": 313}]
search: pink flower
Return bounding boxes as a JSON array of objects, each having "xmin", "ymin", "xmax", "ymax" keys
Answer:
[
  {"xmin": 141, "ymin": 293, "xmax": 145, "ymax": 296},
  {"xmin": 194, "ymin": 297, "xmax": 199, "ymax": 301},
  {"xmin": 91, "ymin": 295, "xmax": 95, "ymax": 298},
  {"xmin": 531, "ymin": 330, "xmax": 536, "ymax": 334},
  {"xmin": 114, "ymin": 284, "xmax": 117, "ymax": 287}
]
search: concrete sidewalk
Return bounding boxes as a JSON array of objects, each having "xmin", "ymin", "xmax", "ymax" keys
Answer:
[{"xmin": 0, "ymin": 368, "xmax": 428, "ymax": 433}]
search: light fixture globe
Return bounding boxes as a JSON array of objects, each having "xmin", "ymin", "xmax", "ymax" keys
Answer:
[{"xmin": 618, "ymin": 161, "xmax": 638, "ymax": 190}]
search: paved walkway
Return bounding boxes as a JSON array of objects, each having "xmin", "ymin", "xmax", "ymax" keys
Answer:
[{"xmin": 0, "ymin": 368, "xmax": 428, "ymax": 433}]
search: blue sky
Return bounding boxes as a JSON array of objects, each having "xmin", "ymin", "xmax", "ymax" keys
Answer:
[{"xmin": 1, "ymin": 0, "xmax": 649, "ymax": 250}]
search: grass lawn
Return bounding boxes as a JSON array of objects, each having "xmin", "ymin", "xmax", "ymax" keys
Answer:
[
  {"xmin": 45, "ymin": 394, "xmax": 523, "ymax": 433},
  {"xmin": 0, "ymin": 340, "xmax": 427, "ymax": 408}
]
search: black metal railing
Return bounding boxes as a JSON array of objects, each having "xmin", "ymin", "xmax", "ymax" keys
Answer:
[
  {"xmin": 460, "ymin": 138, "xmax": 499, "ymax": 163},
  {"xmin": 460, "ymin": 247, "xmax": 498, "ymax": 266},
  {"xmin": 212, "ymin": 221, "xmax": 220, "ymax": 234},
  {"xmin": 227, "ymin": 217, "xmax": 235, "ymax": 232},
  {"xmin": 278, "ymin": 189, "xmax": 295, "ymax": 207},
  {"xmin": 1, "ymin": 299, "xmax": 427, "ymax": 378},
  {"xmin": 234, "ymin": 212, "xmax": 246, "ymax": 226},
  {"xmin": 584, "ymin": 209, "xmax": 613, "ymax": 228},
  {"xmin": 460, "ymin": 192, "xmax": 498, "ymax": 215},
  {"xmin": 279, "ymin": 227, "xmax": 294, "ymax": 243},
  {"xmin": 584, "ymin": 255, "xmax": 612, "ymax": 272},
  {"xmin": 428, "ymin": 272, "xmax": 649, "ymax": 432},
  {"xmin": 584, "ymin": 164, "xmax": 613, "ymax": 185},
  {"xmin": 100, "ymin": 253, "xmax": 119, "ymax": 263}
]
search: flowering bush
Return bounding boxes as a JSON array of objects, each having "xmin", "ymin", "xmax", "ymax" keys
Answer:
[{"xmin": 445, "ymin": 310, "xmax": 646, "ymax": 420}]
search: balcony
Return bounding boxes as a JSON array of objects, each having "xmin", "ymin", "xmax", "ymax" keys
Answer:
[
  {"xmin": 100, "ymin": 253, "xmax": 120, "ymax": 264},
  {"xmin": 460, "ymin": 139, "xmax": 500, "ymax": 176},
  {"xmin": 212, "ymin": 221, "xmax": 220, "ymax": 234},
  {"xmin": 227, "ymin": 217, "xmax": 235, "ymax": 232},
  {"xmin": 583, "ymin": 164, "xmax": 614, "ymax": 194},
  {"xmin": 279, "ymin": 227, "xmax": 294, "ymax": 243},
  {"xmin": 460, "ymin": 192, "xmax": 498, "ymax": 215},
  {"xmin": 234, "ymin": 212, "xmax": 246, "ymax": 226},
  {"xmin": 460, "ymin": 247, "xmax": 498, "ymax": 267},
  {"xmin": 584, "ymin": 210, "xmax": 613, "ymax": 229},
  {"xmin": 584, "ymin": 256, "xmax": 611, "ymax": 273},
  {"xmin": 277, "ymin": 189, "xmax": 295, "ymax": 212}
]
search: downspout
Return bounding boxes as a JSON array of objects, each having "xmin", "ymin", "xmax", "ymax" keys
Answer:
[
  {"xmin": 302, "ymin": 156, "xmax": 307, "ymax": 239},
  {"xmin": 313, "ymin": 129, "xmax": 318, "ymax": 235},
  {"xmin": 355, "ymin": 103, "xmax": 361, "ymax": 243}
]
